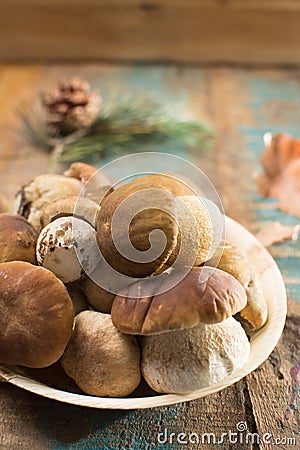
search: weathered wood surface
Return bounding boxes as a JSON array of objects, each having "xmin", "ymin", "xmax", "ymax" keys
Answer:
[
  {"xmin": 0, "ymin": 65, "xmax": 299, "ymax": 449},
  {"xmin": 1, "ymin": 1, "xmax": 300, "ymax": 65}
]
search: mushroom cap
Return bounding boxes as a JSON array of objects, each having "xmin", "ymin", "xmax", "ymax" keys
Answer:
[
  {"xmin": 14, "ymin": 174, "xmax": 82, "ymax": 230},
  {"xmin": 40, "ymin": 196, "xmax": 99, "ymax": 230},
  {"xmin": 96, "ymin": 181, "xmax": 179, "ymax": 277},
  {"xmin": 80, "ymin": 276, "xmax": 115, "ymax": 313},
  {"xmin": 0, "ymin": 213, "xmax": 38, "ymax": 264},
  {"xmin": 141, "ymin": 317, "xmax": 250, "ymax": 394},
  {"xmin": 0, "ymin": 261, "xmax": 74, "ymax": 368},
  {"xmin": 36, "ymin": 217, "xmax": 99, "ymax": 283},
  {"xmin": 111, "ymin": 266, "xmax": 247, "ymax": 335},
  {"xmin": 129, "ymin": 173, "xmax": 195, "ymax": 196},
  {"xmin": 208, "ymin": 243, "xmax": 268, "ymax": 333},
  {"xmin": 61, "ymin": 311, "xmax": 141, "ymax": 397},
  {"xmin": 66, "ymin": 282, "xmax": 89, "ymax": 316},
  {"xmin": 64, "ymin": 162, "xmax": 113, "ymax": 204}
]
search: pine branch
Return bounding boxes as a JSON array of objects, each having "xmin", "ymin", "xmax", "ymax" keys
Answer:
[{"xmin": 19, "ymin": 92, "xmax": 214, "ymax": 164}]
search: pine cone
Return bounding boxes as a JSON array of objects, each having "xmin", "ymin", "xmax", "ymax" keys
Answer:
[{"xmin": 43, "ymin": 78, "xmax": 102, "ymax": 135}]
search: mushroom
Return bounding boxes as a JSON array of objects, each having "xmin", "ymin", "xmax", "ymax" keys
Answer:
[
  {"xmin": 0, "ymin": 261, "xmax": 74, "ymax": 368},
  {"xmin": 207, "ymin": 243, "xmax": 268, "ymax": 333},
  {"xmin": 111, "ymin": 266, "xmax": 247, "ymax": 335},
  {"xmin": 61, "ymin": 311, "xmax": 141, "ymax": 397},
  {"xmin": 64, "ymin": 162, "xmax": 113, "ymax": 204},
  {"xmin": 130, "ymin": 173, "xmax": 195, "ymax": 196},
  {"xmin": 164, "ymin": 195, "xmax": 223, "ymax": 268},
  {"xmin": 141, "ymin": 316, "xmax": 250, "ymax": 394},
  {"xmin": 36, "ymin": 216, "xmax": 100, "ymax": 283},
  {"xmin": 0, "ymin": 213, "xmax": 38, "ymax": 264},
  {"xmin": 66, "ymin": 282, "xmax": 89, "ymax": 315},
  {"xmin": 96, "ymin": 181, "xmax": 179, "ymax": 277},
  {"xmin": 14, "ymin": 174, "xmax": 82, "ymax": 230},
  {"xmin": 40, "ymin": 196, "xmax": 100, "ymax": 230},
  {"xmin": 80, "ymin": 276, "xmax": 115, "ymax": 313},
  {"xmin": 96, "ymin": 180, "xmax": 222, "ymax": 278}
]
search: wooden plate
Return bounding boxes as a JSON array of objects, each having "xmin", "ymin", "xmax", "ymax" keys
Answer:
[{"xmin": 0, "ymin": 217, "xmax": 287, "ymax": 409}]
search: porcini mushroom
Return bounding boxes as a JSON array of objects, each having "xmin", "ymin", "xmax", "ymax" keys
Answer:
[
  {"xmin": 66, "ymin": 282, "xmax": 89, "ymax": 315},
  {"xmin": 0, "ymin": 261, "xmax": 74, "ymax": 368},
  {"xmin": 96, "ymin": 179, "xmax": 222, "ymax": 278},
  {"xmin": 64, "ymin": 162, "xmax": 113, "ymax": 204},
  {"xmin": 96, "ymin": 181, "xmax": 179, "ymax": 277},
  {"xmin": 207, "ymin": 243, "xmax": 268, "ymax": 333},
  {"xmin": 0, "ymin": 213, "xmax": 38, "ymax": 264},
  {"xmin": 40, "ymin": 196, "xmax": 100, "ymax": 230},
  {"xmin": 111, "ymin": 266, "xmax": 247, "ymax": 335},
  {"xmin": 14, "ymin": 174, "xmax": 82, "ymax": 230},
  {"xmin": 141, "ymin": 317, "xmax": 250, "ymax": 394},
  {"xmin": 61, "ymin": 311, "xmax": 141, "ymax": 397},
  {"xmin": 36, "ymin": 216, "xmax": 100, "ymax": 283},
  {"xmin": 130, "ymin": 173, "xmax": 195, "ymax": 196},
  {"xmin": 80, "ymin": 276, "xmax": 115, "ymax": 313}
]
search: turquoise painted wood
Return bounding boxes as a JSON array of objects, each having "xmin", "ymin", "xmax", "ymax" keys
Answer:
[{"xmin": 241, "ymin": 74, "xmax": 300, "ymax": 304}]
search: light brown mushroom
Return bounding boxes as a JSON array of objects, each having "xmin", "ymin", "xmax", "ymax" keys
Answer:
[
  {"xmin": 96, "ymin": 179, "xmax": 222, "ymax": 278},
  {"xmin": 129, "ymin": 173, "xmax": 195, "ymax": 196},
  {"xmin": 0, "ymin": 213, "xmax": 38, "ymax": 264},
  {"xmin": 141, "ymin": 317, "xmax": 250, "ymax": 394},
  {"xmin": 0, "ymin": 261, "xmax": 74, "ymax": 368},
  {"xmin": 66, "ymin": 282, "xmax": 89, "ymax": 315},
  {"xmin": 14, "ymin": 174, "xmax": 82, "ymax": 230},
  {"xmin": 64, "ymin": 162, "xmax": 113, "ymax": 204},
  {"xmin": 80, "ymin": 276, "xmax": 115, "ymax": 313},
  {"xmin": 61, "ymin": 311, "xmax": 141, "ymax": 397},
  {"xmin": 40, "ymin": 196, "xmax": 100, "ymax": 230},
  {"xmin": 111, "ymin": 266, "xmax": 247, "ymax": 335},
  {"xmin": 207, "ymin": 243, "xmax": 268, "ymax": 333},
  {"xmin": 97, "ymin": 181, "xmax": 179, "ymax": 277}
]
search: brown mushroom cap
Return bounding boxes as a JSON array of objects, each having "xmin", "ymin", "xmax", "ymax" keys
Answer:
[
  {"xmin": 66, "ymin": 282, "xmax": 89, "ymax": 316},
  {"xmin": 61, "ymin": 311, "xmax": 141, "ymax": 397},
  {"xmin": 40, "ymin": 196, "xmax": 99, "ymax": 230},
  {"xmin": 0, "ymin": 213, "xmax": 38, "ymax": 264},
  {"xmin": 129, "ymin": 173, "xmax": 195, "ymax": 196},
  {"xmin": 0, "ymin": 261, "xmax": 74, "ymax": 368},
  {"xmin": 96, "ymin": 181, "xmax": 179, "ymax": 277},
  {"xmin": 64, "ymin": 162, "xmax": 113, "ymax": 204},
  {"xmin": 111, "ymin": 266, "xmax": 247, "ymax": 335},
  {"xmin": 207, "ymin": 243, "xmax": 268, "ymax": 333},
  {"xmin": 80, "ymin": 276, "xmax": 115, "ymax": 313}
]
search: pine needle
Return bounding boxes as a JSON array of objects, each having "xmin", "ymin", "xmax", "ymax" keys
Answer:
[{"xmin": 19, "ymin": 93, "xmax": 214, "ymax": 164}]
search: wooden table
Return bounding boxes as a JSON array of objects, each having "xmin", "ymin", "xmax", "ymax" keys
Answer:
[{"xmin": 0, "ymin": 65, "xmax": 299, "ymax": 449}]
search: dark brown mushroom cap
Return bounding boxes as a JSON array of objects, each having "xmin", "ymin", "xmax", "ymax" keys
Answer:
[
  {"xmin": 96, "ymin": 181, "xmax": 179, "ymax": 277},
  {"xmin": 0, "ymin": 213, "xmax": 38, "ymax": 264},
  {"xmin": 0, "ymin": 261, "xmax": 74, "ymax": 368},
  {"xmin": 111, "ymin": 266, "xmax": 247, "ymax": 335}
]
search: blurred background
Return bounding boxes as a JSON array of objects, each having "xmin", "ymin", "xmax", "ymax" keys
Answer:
[{"xmin": 0, "ymin": 0, "xmax": 299, "ymax": 65}]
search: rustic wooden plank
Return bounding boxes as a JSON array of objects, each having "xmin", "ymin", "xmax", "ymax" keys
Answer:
[{"xmin": 0, "ymin": 3, "xmax": 300, "ymax": 64}]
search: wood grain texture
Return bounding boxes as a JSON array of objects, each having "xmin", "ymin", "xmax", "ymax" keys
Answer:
[
  {"xmin": 0, "ymin": 65, "xmax": 299, "ymax": 449},
  {"xmin": 0, "ymin": 2, "xmax": 300, "ymax": 64}
]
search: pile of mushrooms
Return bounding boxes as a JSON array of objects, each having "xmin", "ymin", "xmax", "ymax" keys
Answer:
[{"xmin": 0, "ymin": 163, "xmax": 268, "ymax": 397}]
